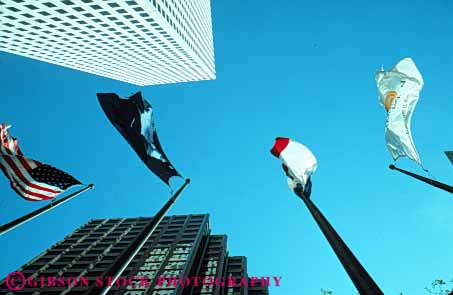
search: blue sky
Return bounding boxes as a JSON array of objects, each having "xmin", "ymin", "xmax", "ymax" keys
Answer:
[{"xmin": 1, "ymin": 0, "xmax": 453, "ymax": 294}]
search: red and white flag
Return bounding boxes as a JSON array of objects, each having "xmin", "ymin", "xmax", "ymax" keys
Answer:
[
  {"xmin": 1, "ymin": 123, "xmax": 22, "ymax": 156},
  {"xmin": 0, "ymin": 123, "xmax": 81, "ymax": 201},
  {"xmin": 270, "ymin": 137, "xmax": 317, "ymax": 190}
]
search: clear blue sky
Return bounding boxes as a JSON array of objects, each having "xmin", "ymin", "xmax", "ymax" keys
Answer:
[{"xmin": 1, "ymin": 0, "xmax": 452, "ymax": 294}]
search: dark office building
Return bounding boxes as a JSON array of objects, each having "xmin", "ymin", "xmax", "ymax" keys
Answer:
[{"xmin": 0, "ymin": 214, "xmax": 269, "ymax": 295}]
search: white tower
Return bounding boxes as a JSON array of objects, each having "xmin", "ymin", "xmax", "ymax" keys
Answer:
[{"xmin": 0, "ymin": 0, "xmax": 216, "ymax": 86}]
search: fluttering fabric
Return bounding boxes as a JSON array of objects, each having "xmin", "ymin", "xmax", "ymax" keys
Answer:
[
  {"xmin": 0, "ymin": 123, "xmax": 81, "ymax": 201},
  {"xmin": 375, "ymin": 57, "xmax": 424, "ymax": 165},
  {"xmin": 97, "ymin": 92, "xmax": 181, "ymax": 185},
  {"xmin": 271, "ymin": 137, "xmax": 317, "ymax": 196}
]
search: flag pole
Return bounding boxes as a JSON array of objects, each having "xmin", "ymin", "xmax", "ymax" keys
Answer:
[
  {"xmin": 294, "ymin": 188, "xmax": 384, "ymax": 295},
  {"xmin": 0, "ymin": 184, "xmax": 94, "ymax": 236},
  {"xmin": 389, "ymin": 164, "xmax": 453, "ymax": 193},
  {"xmin": 85, "ymin": 178, "xmax": 191, "ymax": 295}
]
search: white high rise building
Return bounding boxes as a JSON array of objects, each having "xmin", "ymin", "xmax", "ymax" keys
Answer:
[{"xmin": 0, "ymin": 0, "xmax": 215, "ymax": 85}]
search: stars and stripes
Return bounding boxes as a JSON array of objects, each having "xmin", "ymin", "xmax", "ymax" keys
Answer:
[
  {"xmin": 0, "ymin": 123, "xmax": 81, "ymax": 201},
  {"xmin": 1, "ymin": 123, "xmax": 22, "ymax": 156}
]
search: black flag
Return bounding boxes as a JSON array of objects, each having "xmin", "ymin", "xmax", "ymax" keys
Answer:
[{"xmin": 97, "ymin": 92, "xmax": 181, "ymax": 185}]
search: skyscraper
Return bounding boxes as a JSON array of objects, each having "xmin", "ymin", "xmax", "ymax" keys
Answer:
[
  {"xmin": 0, "ymin": 214, "xmax": 270, "ymax": 295},
  {"xmin": 0, "ymin": 0, "xmax": 215, "ymax": 85}
]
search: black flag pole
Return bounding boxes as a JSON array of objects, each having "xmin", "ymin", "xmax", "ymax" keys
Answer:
[
  {"xmin": 0, "ymin": 184, "xmax": 94, "ymax": 236},
  {"xmin": 85, "ymin": 178, "xmax": 191, "ymax": 295},
  {"xmin": 389, "ymin": 164, "xmax": 453, "ymax": 193},
  {"xmin": 295, "ymin": 188, "xmax": 384, "ymax": 295}
]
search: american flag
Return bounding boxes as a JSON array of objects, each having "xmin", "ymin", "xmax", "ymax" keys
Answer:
[{"xmin": 0, "ymin": 123, "xmax": 81, "ymax": 201}]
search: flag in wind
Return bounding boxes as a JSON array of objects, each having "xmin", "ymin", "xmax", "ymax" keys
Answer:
[
  {"xmin": 271, "ymin": 137, "xmax": 317, "ymax": 197},
  {"xmin": 375, "ymin": 57, "xmax": 424, "ymax": 165},
  {"xmin": 97, "ymin": 92, "xmax": 181, "ymax": 185},
  {"xmin": 0, "ymin": 123, "xmax": 81, "ymax": 201}
]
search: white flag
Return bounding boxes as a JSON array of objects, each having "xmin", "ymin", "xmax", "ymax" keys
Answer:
[
  {"xmin": 270, "ymin": 137, "xmax": 317, "ymax": 190},
  {"xmin": 375, "ymin": 57, "xmax": 423, "ymax": 165}
]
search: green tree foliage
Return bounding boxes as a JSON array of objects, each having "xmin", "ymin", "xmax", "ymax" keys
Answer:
[
  {"xmin": 424, "ymin": 279, "xmax": 453, "ymax": 295},
  {"xmin": 321, "ymin": 278, "xmax": 453, "ymax": 295},
  {"xmin": 320, "ymin": 288, "xmax": 333, "ymax": 295}
]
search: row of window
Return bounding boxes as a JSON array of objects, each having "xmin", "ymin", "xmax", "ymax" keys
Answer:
[
  {"xmin": 2, "ymin": 3, "xmax": 211, "ymax": 83},
  {"xmin": 5, "ymin": 9, "xmax": 204, "ymax": 71}
]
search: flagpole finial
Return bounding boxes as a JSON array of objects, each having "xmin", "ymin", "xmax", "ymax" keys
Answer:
[
  {"xmin": 185, "ymin": 178, "xmax": 191, "ymax": 184},
  {"xmin": 389, "ymin": 164, "xmax": 396, "ymax": 170},
  {"xmin": 88, "ymin": 183, "xmax": 95, "ymax": 189}
]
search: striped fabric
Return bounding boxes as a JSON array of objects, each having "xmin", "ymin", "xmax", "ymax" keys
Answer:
[
  {"xmin": 0, "ymin": 123, "xmax": 80, "ymax": 201},
  {"xmin": 0, "ymin": 123, "xmax": 22, "ymax": 156}
]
